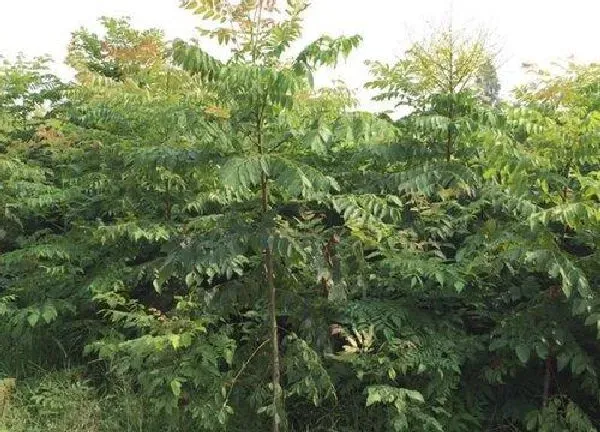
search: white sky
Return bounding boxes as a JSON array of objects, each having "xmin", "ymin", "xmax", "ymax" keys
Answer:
[{"xmin": 2, "ymin": 0, "xmax": 600, "ymax": 111}]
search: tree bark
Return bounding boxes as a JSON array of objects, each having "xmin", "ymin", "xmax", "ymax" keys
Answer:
[
  {"xmin": 447, "ymin": 23, "xmax": 454, "ymax": 162},
  {"xmin": 542, "ymin": 355, "xmax": 555, "ymax": 407},
  {"xmin": 265, "ymin": 239, "xmax": 282, "ymax": 432},
  {"xmin": 446, "ymin": 127, "xmax": 453, "ymax": 162},
  {"xmin": 165, "ymin": 180, "xmax": 172, "ymax": 221},
  {"xmin": 259, "ymin": 125, "xmax": 282, "ymax": 432}
]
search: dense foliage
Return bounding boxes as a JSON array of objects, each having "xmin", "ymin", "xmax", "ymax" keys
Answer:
[{"xmin": 2, "ymin": 2, "xmax": 600, "ymax": 431}]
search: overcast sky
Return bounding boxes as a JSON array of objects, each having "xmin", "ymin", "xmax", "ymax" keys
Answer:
[{"xmin": 2, "ymin": 0, "xmax": 599, "ymax": 111}]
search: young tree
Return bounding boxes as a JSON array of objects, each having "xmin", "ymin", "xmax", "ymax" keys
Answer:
[
  {"xmin": 366, "ymin": 21, "xmax": 498, "ymax": 161},
  {"xmin": 170, "ymin": 1, "xmax": 361, "ymax": 429}
]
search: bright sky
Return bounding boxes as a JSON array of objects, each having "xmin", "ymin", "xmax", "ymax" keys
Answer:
[{"xmin": 2, "ymin": 0, "xmax": 600, "ymax": 111}]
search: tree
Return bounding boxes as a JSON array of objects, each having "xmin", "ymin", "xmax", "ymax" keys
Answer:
[
  {"xmin": 170, "ymin": 1, "xmax": 361, "ymax": 429},
  {"xmin": 0, "ymin": 55, "xmax": 63, "ymax": 145},
  {"xmin": 366, "ymin": 21, "xmax": 498, "ymax": 161},
  {"xmin": 67, "ymin": 17, "xmax": 166, "ymax": 83}
]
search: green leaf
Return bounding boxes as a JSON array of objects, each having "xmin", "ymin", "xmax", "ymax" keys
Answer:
[
  {"xmin": 27, "ymin": 312, "xmax": 40, "ymax": 327},
  {"xmin": 557, "ymin": 352, "xmax": 571, "ymax": 371},
  {"xmin": 170, "ymin": 379, "xmax": 182, "ymax": 398},
  {"xmin": 515, "ymin": 344, "xmax": 531, "ymax": 364},
  {"xmin": 404, "ymin": 389, "xmax": 424, "ymax": 403},
  {"xmin": 41, "ymin": 304, "xmax": 58, "ymax": 323},
  {"xmin": 365, "ymin": 389, "xmax": 382, "ymax": 407},
  {"xmin": 534, "ymin": 343, "xmax": 549, "ymax": 359}
]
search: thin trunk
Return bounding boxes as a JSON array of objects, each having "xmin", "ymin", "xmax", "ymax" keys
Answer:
[
  {"xmin": 446, "ymin": 88, "xmax": 454, "ymax": 162},
  {"xmin": 266, "ymin": 238, "xmax": 282, "ymax": 432},
  {"xmin": 447, "ymin": 22, "xmax": 454, "ymax": 162},
  {"xmin": 263, "ymin": 173, "xmax": 282, "ymax": 432},
  {"xmin": 446, "ymin": 126, "xmax": 452, "ymax": 162},
  {"xmin": 258, "ymin": 117, "xmax": 282, "ymax": 432},
  {"xmin": 542, "ymin": 355, "xmax": 555, "ymax": 407},
  {"xmin": 562, "ymin": 160, "xmax": 571, "ymax": 203},
  {"xmin": 252, "ymin": 3, "xmax": 282, "ymax": 426},
  {"xmin": 165, "ymin": 181, "xmax": 172, "ymax": 221}
]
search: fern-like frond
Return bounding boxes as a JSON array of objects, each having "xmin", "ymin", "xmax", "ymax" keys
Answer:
[{"xmin": 172, "ymin": 39, "xmax": 223, "ymax": 82}]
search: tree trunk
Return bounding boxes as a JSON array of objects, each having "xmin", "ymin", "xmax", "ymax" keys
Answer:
[
  {"xmin": 542, "ymin": 356, "xmax": 554, "ymax": 407},
  {"xmin": 266, "ymin": 242, "xmax": 282, "ymax": 431},
  {"xmin": 261, "ymin": 151, "xmax": 282, "ymax": 432},
  {"xmin": 165, "ymin": 180, "xmax": 172, "ymax": 221},
  {"xmin": 447, "ymin": 23, "xmax": 454, "ymax": 162}
]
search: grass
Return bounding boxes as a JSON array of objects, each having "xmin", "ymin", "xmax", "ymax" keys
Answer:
[{"xmin": 0, "ymin": 370, "xmax": 153, "ymax": 432}]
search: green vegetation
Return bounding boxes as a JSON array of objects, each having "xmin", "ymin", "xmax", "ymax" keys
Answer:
[{"xmin": 2, "ymin": 1, "xmax": 600, "ymax": 430}]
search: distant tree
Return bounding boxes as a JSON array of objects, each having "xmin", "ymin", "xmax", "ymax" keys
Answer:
[
  {"xmin": 67, "ymin": 17, "xmax": 166, "ymax": 83},
  {"xmin": 476, "ymin": 58, "xmax": 501, "ymax": 105},
  {"xmin": 367, "ymin": 21, "xmax": 498, "ymax": 160}
]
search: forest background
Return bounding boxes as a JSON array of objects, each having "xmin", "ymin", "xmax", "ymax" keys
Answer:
[{"xmin": 2, "ymin": 1, "xmax": 600, "ymax": 431}]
